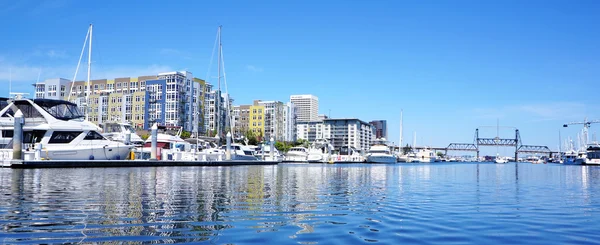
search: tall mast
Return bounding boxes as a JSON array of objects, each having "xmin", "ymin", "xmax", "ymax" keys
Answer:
[
  {"xmin": 85, "ymin": 24, "xmax": 93, "ymax": 121},
  {"xmin": 399, "ymin": 110, "xmax": 403, "ymax": 148},
  {"xmin": 216, "ymin": 25, "xmax": 222, "ymax": 139}
]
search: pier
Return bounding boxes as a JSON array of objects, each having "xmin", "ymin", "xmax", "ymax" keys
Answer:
[{"xmin": 5, "ymin": 159, "xmax": 279, "ymax": 168}]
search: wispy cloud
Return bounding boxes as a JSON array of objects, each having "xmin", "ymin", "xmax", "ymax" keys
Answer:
[
  {"xmin": 473, "ymin": 102, "xmax": 587, "ymax": 122},
  {"xmin": 246, "ymin": 65, "xmax": 263, "ymax": 72},
  {"xmin": 45, "ymin": 49, "xmax": 68, "ymax": 59},
  {"xmin": 159, "ymin": 48, "xmax": 192, "ymax": 60}
]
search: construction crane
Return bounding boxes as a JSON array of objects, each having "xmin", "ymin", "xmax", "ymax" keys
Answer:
[{"xmin": 563, "ymin": 118, "xmax": 600, "ymax": 146}]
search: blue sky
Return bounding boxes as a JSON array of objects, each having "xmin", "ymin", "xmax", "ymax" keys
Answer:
[{"xmin": 1, "ymin": 0, "xmax": 599, "ymax": 154}]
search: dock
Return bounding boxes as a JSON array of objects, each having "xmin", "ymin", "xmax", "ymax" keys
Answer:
[{"xmin": 5, "ymin": 160, "xmax": 279, "ymax": 168}]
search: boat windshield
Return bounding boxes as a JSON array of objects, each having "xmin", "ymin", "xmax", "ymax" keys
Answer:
[
  {"xmin": 370, "ymin": 150, "xmax": 390, "ymax": 154},
  {"xmin": 33, "ymin": 99, "xmax": 84, "ymax": 120},
  {"xmin": 0, "ymin": 98, "xmax": 8, "ymax": 112},
  {"xmin": 124, "ymin": 125, "xmax": 136, "ymax": 134}
]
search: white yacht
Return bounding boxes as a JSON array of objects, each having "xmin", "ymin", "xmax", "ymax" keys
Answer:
[
  {"xmin": 575, "ymin": 145, "xmax": 600, "ymax": 165},
  {"xmin": 100, "ymin": 122, "xmax": 144, "ymax": 146},
  {"xmin": 495, "ymin": 154, "xmax": 508, "ymax": 164},
  {"xmin": 331, "ymin": 146, "xmax": 365, "ymax": 163},
  {"xmin": 255, "ymin": 145, "xmax": 283, "ymax": 162},
  {"xmin": 0, "ymin": 97, "xmax": 132, "ymax": 161},
  {"xmin": 415, "ymin": 148, "xmax": 437, "ymax": 163},
  {"xmin": 134, "ymin": 126, "xmax": 194, "ymax": 160},
  {"xmin": 307, "ymin": 138, "xmax": 333, "ymax": 163},
  {"xmin": 219, "ymin": 143, "xmax": 259, "ymax": 161},
  {"xmin": 284, "ymin": 146, "xmax": 308, "ymax": 162},
  {"xmin": 366, "ymin": 138, "xmax": 396, "ymax": 163}
]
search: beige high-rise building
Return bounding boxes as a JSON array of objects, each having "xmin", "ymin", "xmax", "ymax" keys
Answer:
[{"xmin": 290, "ymin": 94, "xmax": 318, "ymax": 123}]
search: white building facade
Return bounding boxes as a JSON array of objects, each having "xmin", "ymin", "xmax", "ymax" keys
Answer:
[
  {"xmin": 290, "ymin": 94, "xmax": 319, "ymax": 122},
  {"xmin": 283, "ymin": 102, "xmax": 297, "ymax": 142}
]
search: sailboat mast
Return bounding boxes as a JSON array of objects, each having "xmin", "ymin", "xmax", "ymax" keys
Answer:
[
  {"xmin": 85, "ymin": 24, "xmax": 93, "ymax": 121},
  {"xmin": 216, "ymin": 25, "xmax": 222, "ymax": 139},
  {"xmin": 399, "ymin": 110, "xmax": 403, "ymax": 148}
]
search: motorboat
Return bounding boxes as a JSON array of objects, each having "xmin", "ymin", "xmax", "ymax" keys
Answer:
[
  {"xmin": 220, "ymin": 143, "xmax": 259, "ymax": 161},
  {"xmin": 366, "ymin": 138, "xmax": 396, "ymax": 163},
  {"xmin": 284, "ymin": 146, "xmax": 308, "ymax": 162},
  {"xmin": 562, "ymin": 150, "xmax": 580, "ymax": 165},
  {"xmin": 100, "ymin": 122, "xmax": 144, "ymax": 146},
  {"xmin": 495, "ymin": 154, "xmax": 508, "ymax": 164},
  {"xmin": 331, "ymin": 145, "xmax": 365, "ymax": 163},
  {"xmin": 575, "ymin": 145, "xmax": 600, "ymax": 165},
  {"xmin": 307, "ymin": 138, "xmax": 333, "ymax": 163},
  {"xmin": 134, "ymin": 126, "xmax": 194, "ymax": 160},
  {"xmin": 0, "ymin": 97, "xmax": 132, "ymax": 161},
  {"xmin": 415, "ymin": 147, "xmax": 437, "ymax": 163},
  {"xmin": 255, "ymin": 144, "xmax": 284, "ymax": 162}
]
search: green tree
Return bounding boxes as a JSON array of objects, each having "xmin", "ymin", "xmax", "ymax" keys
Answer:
[
  {"xmin": 180, "ymin": 131, "xmax": 191, "ymax": 139},
  {"xmin": 141, "ymin": 134, "xmax": 149, "ymax": 141},
  {"xmin": 436, "ymin": 151, "xmax": 445, "ymax": 158},
  {"xmin": 274, "ymin": 141, "xmax": 285, "ymax": 152},
  {"xmin": 402, "ymin": 144, "xmax": 412, "ymax": 155}
]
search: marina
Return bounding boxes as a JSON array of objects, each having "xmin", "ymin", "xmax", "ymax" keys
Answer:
[{"xmin": 1, "ymin": 162, "xmax": 600, "ymax": 244}]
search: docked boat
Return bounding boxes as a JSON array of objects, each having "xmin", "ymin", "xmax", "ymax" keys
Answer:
[
  {"xmin": 366, "ymin": 138, "xmax": 396, "ymax": 163},
  {"xmin": 307, "ymin": 138, "xmax": 333, "ymax": 163},
  {"xmin": 219, "ymin": 143, "xmax": 260, "ymax": 161},
  {"xmin": 576, "ymin": 145, "xmax": 600, "ymax": 165},
  {"xmin": 415, "ymin": 147, "xmax": 437, "ymax": 163},
  {"xmin": 495, "ymin": 154, "xmax": 508, "ymax": 164},
  {"xmin": 134, "ymin": 126, "xmax": 195, "ymax": 160},
  {"xmin": 255, "ymin": 145, "xmax": 283, "ymax": 161},
  {"xmin": 331, "ymin": 145, "xmax": 365, "ymax": 163},
  {"xmin": 100, "ymin": 122, "xmax": 144, "ymax": 146},
  {"xmin": 562, "ymin": 150, "xmax": 580, "ymax": 165},
  {"xmin": 284, "ymin": 146, "xmax": 308, "ymax": 162},
  {"xmin": 0, "ymin": 97, "xmax": 133, "ymax": 160}
]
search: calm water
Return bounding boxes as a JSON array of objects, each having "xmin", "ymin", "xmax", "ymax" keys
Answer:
[{"xmin": 1, "ymin": 163, "xmax": 600, "ymax": 244}]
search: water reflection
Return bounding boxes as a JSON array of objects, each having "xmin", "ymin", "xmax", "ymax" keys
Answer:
[{"xmin": 1, "ymin": 163, "xmax": 600, "ymax": 244}]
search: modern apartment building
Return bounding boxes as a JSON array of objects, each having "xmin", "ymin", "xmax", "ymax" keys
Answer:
[
  {"xmin": 204, "ymin": 89, "xmax": 232, "ymax": 137},
  {"xmin": 254, "ymin": 100, "xmax": 286, "ymax": 141},
  {"xmin": 323, "ymin": 118, "xmax": 374, "ymax": 152},
  {"xmin": 34, "ymin": 71, "xmax": 209, "ymax": 133},
  {"xmin": 283, "ymin": 102, "xmax": 297, "ymax": 142},
  {"xmin": 249, "ymin": 105, "xmax": 265, "ymax": 139},
  {"xmin": 297, "ymin": 118, "xmax": 374, "ymax": 152},
  {"xmin": 290, "ymin": 94, "xmax": 318, "ymax": 122},
  {"xmin": 369, "ymin": 120, "xmax": 388, "ymax": 139},
  {"xmin": 232, "ymin": 105, "xmax": 251, "ymax": 138},
  {"xmin": 296, "ymin": 121, "xmax": 325, "ymax": 143}
]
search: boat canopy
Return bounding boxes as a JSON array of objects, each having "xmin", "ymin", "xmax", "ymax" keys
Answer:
[{"xmin": 32, "ymin": 99, "xmax": 84, "ymax": 120}]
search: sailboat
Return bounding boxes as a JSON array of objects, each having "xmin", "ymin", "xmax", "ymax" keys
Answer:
[
  {"xmin": 0, "ymin": 24, "xmax": 133, "ymax": 162},
  {"xmin": 494, "ymin": 119, "xmax": 508, "ymax": 164},
  {"xmin": 201, "ymin": 26, "xmax": 258, "ymax": 161}
]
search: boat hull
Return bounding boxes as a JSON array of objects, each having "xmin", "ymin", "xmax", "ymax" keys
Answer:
[
  {"xmin": 41, "ymin": 145, "xmax": 132, "ymax": 160},
  {"xmin": 367, "ymin": 155, "xmax": 396, "ymax": 163}
]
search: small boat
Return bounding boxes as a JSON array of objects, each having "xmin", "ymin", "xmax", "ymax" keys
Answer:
[
  {"xmin": 255, "ymin": 145, "xmax": 284, "ymax": 162},
  {"xmin": 100, "ymin": 122, "xmax": 144, "ymax": 146},
  {"xmin": 562, "ymin": 150, "xmax": 580, "ymax": 165},
  {"xmin": 284, "ymin": 146, "xmax": 308, "ymax": 162},
  {"xmin": 331, "ymin": 145, "xmax": 365, "ymax": 163},
  {"xmin": 414, "ymin": 147, "xmax": 437, "ymax": 163},
  {"xmin": 307, "ymin": 138, "xmax": 333, "ymax": 163},
  {"xmin": 366, "ymin": 138, "xmax": 396, "ymax": 163},
  {"xmin": 495, "ymin": 154, "xmax": 508, "ymax": 164}
]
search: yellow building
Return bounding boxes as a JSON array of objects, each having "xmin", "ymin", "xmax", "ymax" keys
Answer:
[{"xmin": 249, "ymin": 105, "xmax": 265, "ymax": 139}]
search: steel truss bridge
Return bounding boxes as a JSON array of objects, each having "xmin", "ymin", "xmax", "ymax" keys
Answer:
[{"xmin": 443, "ymin": 128, "xmax": 553, "ymax": 159}]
